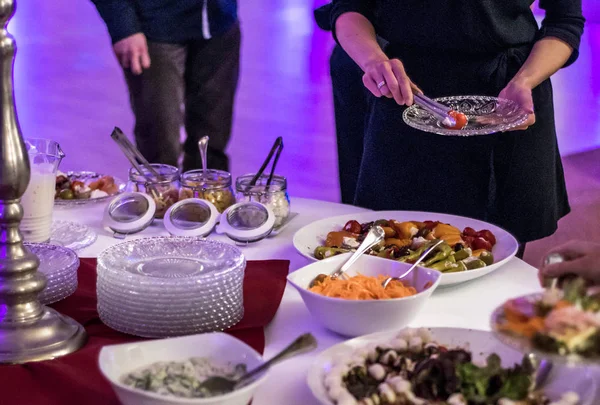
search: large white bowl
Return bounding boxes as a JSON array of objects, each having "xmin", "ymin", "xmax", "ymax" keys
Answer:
[
  {"xmin": 287, "ymin": 254, "xmax": 441, "ymax": 337},
  {"xmin": 98, "ymin": 333, "xmax": 268, "ymax": 405},
  {"xmin": 293, "ymin": 210, "xmax": 519, "ymax": 287}
]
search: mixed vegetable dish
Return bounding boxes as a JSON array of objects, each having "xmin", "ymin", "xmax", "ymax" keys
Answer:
[
  {"xmin": 498, "ymin": 278, "xmax": 600, "ymax": 358},
  {"xmin": 315, "ymin": 220, "xmax": 497, "ymax": 273},
  {"xmin": 55, "ymin": 171, "xmax": 120, "ymax": 200},
  {"xmin": 324, "ymin": 328, "xmax": 579, "ymax": 405}
]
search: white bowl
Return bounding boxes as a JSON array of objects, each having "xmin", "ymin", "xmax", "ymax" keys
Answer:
[
  {"xmin": 98, "ymin": 333, "xmax": 267, "ymax": 405},
  {"xmin": 287, "ymin": 254, "xmax": 441, "ymax": 337}
]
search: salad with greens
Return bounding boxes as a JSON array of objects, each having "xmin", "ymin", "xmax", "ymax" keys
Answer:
[{"xmin": 323, "ymin": 328, "xmax": 579, "ymax": 405}]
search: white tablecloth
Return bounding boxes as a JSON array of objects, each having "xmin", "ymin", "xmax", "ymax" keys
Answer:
[{"xmin": 54, "ymin": 197, "xmax": 542, "ymax": 405}]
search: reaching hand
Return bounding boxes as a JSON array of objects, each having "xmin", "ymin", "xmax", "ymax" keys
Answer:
[
  {"xmin": 362, "ymin": 58, "xmax": 419, "ymax": 106},
  {"xmin": 538, "ymin": 241, "xmax": 600, "ymax": 286},
  {"xmin": 498, "ymin": 80, "xmax": 536, "ymax": 131},
  {"xmin": 113, "ymin": 33, "xmax": 151, "ymax": 75}
]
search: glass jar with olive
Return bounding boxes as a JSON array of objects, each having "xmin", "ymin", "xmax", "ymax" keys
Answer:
[
  {"xmin": 235, "ymin": 173, "xmax": 290, "ymax": 228},
  {"xmin": 179, "ymin": 169, "xmax": 235, "ymax": 214}
]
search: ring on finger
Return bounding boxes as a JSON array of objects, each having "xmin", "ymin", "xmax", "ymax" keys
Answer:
[{"xmin": 377, "ymin": 80, "xmax": 386, "ymax": 90}]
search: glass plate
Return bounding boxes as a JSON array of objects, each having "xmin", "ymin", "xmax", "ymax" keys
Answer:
[
  {"xmin": 490, "ymin": 293, "xmax": 600, "ymax": 367},
  {"xmin": 403, "ymin": 95, "xmax": 529, "ymax": 136},
  {"xmin": 50, "ymin": 220, "xmax": 97, "ymax": 251},
  {"xmin": 25, "ymin": 243, "xmax": 79, "ymax": 305},
  {"xmin": 54, "ymin": 171, "xmax": 125, "ymax": 207}
]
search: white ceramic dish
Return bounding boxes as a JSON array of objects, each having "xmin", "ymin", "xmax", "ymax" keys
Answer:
[
  {"xmin": 293, "ymin": 210, "xmax": 518, "ymax": 287},
  {"xmin": 307, "ymin": 327, "xmax": 600, "ymax": 405},
  {"xmin": 98, "ymin": 332, "xmax": 268, "ymax": 405},
  {"xmin": 287, "ymin": 254, "xmax": 441, "ymax": 337}
]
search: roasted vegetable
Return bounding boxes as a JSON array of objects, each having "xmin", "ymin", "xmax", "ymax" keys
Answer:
[{"xmin": 314, "ymin": 246, "xmax": 350, "ymax": 260}]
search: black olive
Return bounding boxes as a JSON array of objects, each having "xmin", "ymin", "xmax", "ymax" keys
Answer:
[
  {"xmin": 396, "ymin": 246, "xmax": 411, "ymax": 257},
  {"xmin": 361, "ymin": 221, "xmax": 374, "ymax": 233},
  {"xmin": 454, "ymin": 243, "xmax": 464, "ymax": 252}
]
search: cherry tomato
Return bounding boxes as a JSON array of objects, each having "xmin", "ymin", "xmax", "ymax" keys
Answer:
[
  {"xmin": 343, "ymin": 220, "xmax": 362, "ymax": 234},
  {"xmin": 462, "ymin": 236, "xmax": 476, "ymax": 249},
  {"xmin": 462, "ymin": 227, "xmax": 478, "ymax": 237},
  {"xmin": 447, "ymin": 110, "xmax": 468, "ymax": 130},
  {"xmin": 476, "ymin": 229, "xmax": 497, "ymax": 246},
  {"xmin": 471, "ymin": 237, "xmax": 493, "ymax": 251}
]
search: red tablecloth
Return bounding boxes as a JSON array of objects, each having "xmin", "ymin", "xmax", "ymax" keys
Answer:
[{"xmin": 0, "ymin": 258, "xmax": 290, "ymax": 405}]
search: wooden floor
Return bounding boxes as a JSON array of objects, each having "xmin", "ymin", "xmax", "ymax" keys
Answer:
[{"xmin": 10, "ymin": 0, "xmax": 600, "ymax": 268}]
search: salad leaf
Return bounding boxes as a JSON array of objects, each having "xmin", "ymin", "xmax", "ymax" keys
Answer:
[{"xmin": 456, "ymin": 354, "xmax": 532, "ymax": 403}]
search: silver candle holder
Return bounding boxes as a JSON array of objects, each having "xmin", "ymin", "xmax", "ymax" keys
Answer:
[{"xmin": 0, "ymin": 0, "xmax": 86, "ymax": 364}]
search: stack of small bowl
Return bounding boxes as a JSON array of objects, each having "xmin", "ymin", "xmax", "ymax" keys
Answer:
[{"xmin": 97, "ymin": 237, "xmax": 246, "ymax": 338}]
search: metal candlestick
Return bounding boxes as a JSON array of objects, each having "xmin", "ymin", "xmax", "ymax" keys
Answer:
[{"xmin": 0, "ymin": 0, "xmax": 86, "ymax": 364}]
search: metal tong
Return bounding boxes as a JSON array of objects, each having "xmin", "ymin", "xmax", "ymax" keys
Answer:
[
  {"xmin": 247, "ymin": 136, "xmax": 284, "ymax": 191},
  {"xmin": 110, "ymin": 127, "xmax": 161, "ymax": 185},
  {"xmin": 413, "ymin": 91, "xmax": 457, "ymax": 128}
]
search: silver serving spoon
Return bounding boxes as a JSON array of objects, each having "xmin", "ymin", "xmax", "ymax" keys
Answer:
[
  {"xmin": 382, "ymin": 239, "xmax": 445, "ymax": 289},
  {"xmin": 197, "ymin": 333, "xmax": 317, "ymax": 395},
  {"xmin": 525, "ymin": 353, "xmax": 553, "ymax": 392},
  {"xmin": 198, "ymin": 136, "xmax": 209, "ymax": 173},
  {"xmin": 329, "ymin": 225, "xmax": 386, "ymax": 280}
]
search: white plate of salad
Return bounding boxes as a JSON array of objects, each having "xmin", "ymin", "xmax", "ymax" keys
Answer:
[{"xmin": 307, "ymin": 327, "xmax": 599, "ymax": 405}]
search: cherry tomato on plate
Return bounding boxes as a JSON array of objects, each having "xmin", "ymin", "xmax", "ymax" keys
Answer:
[
  {"xmin": 447, "ymin": 110, "xmax": 469, "ymax": 130},
  {"xmin": 462, "ymin": 227, "xmax": 478, "ymax": 237},
  {"xmin": 343, "ymin": 220, "xmax": 362, "ymax": 234},
  {"xmin": 476, "ymin": 229, "xmax": 497, "ymax": 246},
  {"xmin": 471, "ymin": 237, "xmax": 493, "ymax": 251}
]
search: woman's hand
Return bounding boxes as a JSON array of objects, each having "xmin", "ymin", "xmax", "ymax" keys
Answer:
[
  {"xmin": 538, "ymin": 241, "xmax": 600, "ymax": 286},
  {"xmin": 498, "ymin": 80, "xmax": 536, "ymax": 131},
  {"xmin": 362, "ymin": 58, "xmax": 416, "ymax": 105}
]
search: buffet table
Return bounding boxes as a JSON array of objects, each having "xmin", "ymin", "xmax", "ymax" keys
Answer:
[{"xmin": 54, "ymin": 197, "xmax": 543, "ymax": 405}]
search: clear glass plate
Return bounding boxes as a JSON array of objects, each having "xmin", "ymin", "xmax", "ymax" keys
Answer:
[
  {"xmin": 50, "ymin": 220, "xmax": 97, "ymax": 251},
  {"xmin": 54, "ymin": 171, "xmax": 125, "ymax": 207},
  {"xmin": 490, "ymin": 292, "xmax": 600, "ymax": 367},
  {"xmin": 25, "ymin": 243, "xmax": 79, "ymax": 305},
  {"xmin": 403, "ymin": 95, "xmax": 529, "ymax": 136}
]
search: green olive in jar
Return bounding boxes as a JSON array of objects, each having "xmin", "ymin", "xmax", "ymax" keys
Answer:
[{"xmin": 202, "ymin": 189, "xmax": 235, "ymax": 213}]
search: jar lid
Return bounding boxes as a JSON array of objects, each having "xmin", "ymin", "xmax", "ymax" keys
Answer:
[
  {"xmin": 216, "ymin": 201, "xmax": 276, "ymax": 243},
  {"xmin": 163, "ymin": 198, "xmax": 219, "ymax": 237},
  {"xmin": 103, "ymin": 192, "xmax": 156, "ymax": 238}
]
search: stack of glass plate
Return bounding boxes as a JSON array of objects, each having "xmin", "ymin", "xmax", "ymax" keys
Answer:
[
  {"xmin": 26, "ymin": 243, "xmax": 80, "ymax": 305},
  {"xmin": 96, "ymin": 237, "xmax": 246, "ymax": 338}
]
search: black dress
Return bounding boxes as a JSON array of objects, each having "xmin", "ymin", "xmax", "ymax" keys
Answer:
[{"xmin": 330, "ymin": 0, "xmax": 585, "ymax": 243}]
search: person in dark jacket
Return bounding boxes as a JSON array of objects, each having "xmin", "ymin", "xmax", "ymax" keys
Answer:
[
  {"xmin": 331, "ymin": 0, "xmax": 585, "ymax": 258},
  {"xmin": 91, "ymin": 0, "xmax": 240, "ymax": 172}
]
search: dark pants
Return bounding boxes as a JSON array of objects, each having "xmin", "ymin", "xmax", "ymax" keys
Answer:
[
  {"xmin": 124, "ymin": 23, "xmax": 241, "ymax": 172},
  {"xmin": 330, "ymin": 45, "xmax": 370, "ymax": 204}
]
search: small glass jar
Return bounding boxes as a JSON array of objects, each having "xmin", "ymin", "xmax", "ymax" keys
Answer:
[
  {"xmin": 235, "ymin": 173, "xmax": 290, "ymax": 228},
  {"xmin": 127, "ymin": 164, "xmax": 180, "ymax": 219},
  {"xmin": 179, "ymin": 169, "xmax": 235, "ymax": 214}
]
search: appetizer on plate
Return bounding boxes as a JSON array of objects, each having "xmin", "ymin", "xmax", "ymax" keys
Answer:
[
  {"xmin": 55, "ymin": 171, "xmax": 120, "ymax": 200},
  {"xmin": 315, "ymin": 220, "xmax": 496, "ymax": 273},
  {"xmin": 121, "ymin": 357, "xmax": 247, "ymax": 399},
  {"xmin": 323, "ymin": 328, "xmax": 579, "ymax": 405},
  {"xmin": 497, "ymin": 278, "xmax": 600, "ymax": 358}
]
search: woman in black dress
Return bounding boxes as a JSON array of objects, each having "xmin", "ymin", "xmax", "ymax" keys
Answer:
[{"xmin": 331, "ymin": 0, "xmax": 585, "ymax": 256}]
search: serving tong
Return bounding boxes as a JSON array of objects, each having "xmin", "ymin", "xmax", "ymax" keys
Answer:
[
  {"xmin": 111, "ymin": 127, "xmax": 161, "ymax": 181},
  {"xmin": 247, "ymin": 137, "xmax": 284, "ymax": 191},
  {"xmin": 413, "ymin": 91, "xmax": 457, "ymax": 128}
]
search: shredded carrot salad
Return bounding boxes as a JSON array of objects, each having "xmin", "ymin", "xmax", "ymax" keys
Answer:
[{"xmin": 309, "ymin": 274, "xmax": 417, "ymax": 300}]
